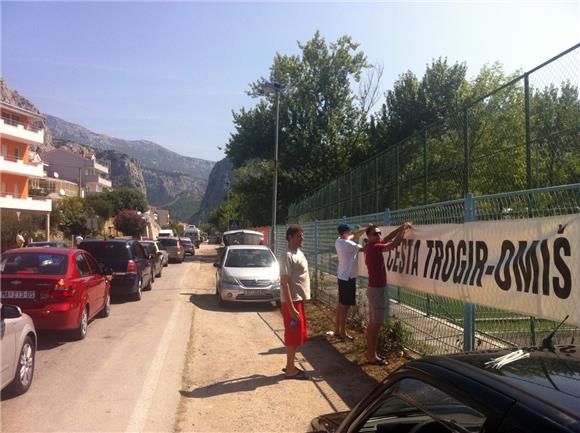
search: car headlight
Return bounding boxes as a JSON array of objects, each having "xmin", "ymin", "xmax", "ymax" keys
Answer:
[{"xmin": 222, "ymin": 275, "xmax": 239, "ymax": 285}]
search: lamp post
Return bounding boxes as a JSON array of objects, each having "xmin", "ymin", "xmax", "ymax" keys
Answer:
[
  {"xmin": 262, "ymin": 81, "xmax": 284, "ymax": 251},
  {"xmin": 225, "ymin": 179, "xmax": 231, "ymax": 231}
]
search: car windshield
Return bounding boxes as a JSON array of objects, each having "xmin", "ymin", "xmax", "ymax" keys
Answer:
[
  {"xmin": 225, "ymin": 249, "xmax": 274, "ymax": 268},
  {"xmin": 0, "ymin": 253, "xmax": 69, "ymax": 275},
  {"xmin": 223, "ymin": 233, "xmax": 263, "ymax": 246},
  {"xmin": 79, "ymin": 242, "xmax": 129, "ymax": 258},
  {"xmin": 159, "ymin": 238, "xmax": 178, "ymax": 247}
]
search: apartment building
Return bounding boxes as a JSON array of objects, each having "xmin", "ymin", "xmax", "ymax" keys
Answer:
[
  {"xmin": 41, "ymin": 148, "xmax": 112, "ymax": 196},
  {"xmin": 0, "ymin": 102, "xmax": 52, "ymax": 239}
]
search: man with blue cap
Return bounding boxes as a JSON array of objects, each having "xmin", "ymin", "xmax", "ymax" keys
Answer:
[{"xmin": 334, "ymin": 223, "xmax": 368, "ymax": 340}]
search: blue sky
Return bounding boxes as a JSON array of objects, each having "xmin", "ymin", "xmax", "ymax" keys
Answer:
[{"xmin": 2, "ymin": 1, "xmax": 578, "ymax": 161}]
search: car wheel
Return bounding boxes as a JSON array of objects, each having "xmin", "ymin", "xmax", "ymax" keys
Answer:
[
  {"xmin": 156, "ymin": 265, "xmax": 162, "ymax": 278},
  {"xmin": 144, "ymin": 275, "xmax": 153, "ymax": 291},
  {"xmin": 7, "ymin": 335, "xmax": 35, "ymax": 395},
  {"xmin": 151, "ymin": 270, "xmax": 155, "ymax": 284},
  {"xmin": 72, "ymin": 306, "xmax": 89, "ymax": 340},
  {"xmin": 98, "ymin": 291, "xmax": 111, "ymax": 318},
  {"xmin": 132, "ymin": 278, "xmax": 143, "ymax": 301},
  {"xmin": 216, "ymin": 287, "xmax": 227, "ymax": 307},
  {"xmin": 163, "ymin": 260, "xmax": 168, "ymax": 267}
]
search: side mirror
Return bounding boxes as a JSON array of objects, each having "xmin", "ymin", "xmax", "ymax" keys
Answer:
[
  {"xmin": 1, "ymin": 304, "xmax": 22, "ymax": 320},
  {"xmin": 213, "ymin": 262, "xmax": 220, "ymax": 268}
]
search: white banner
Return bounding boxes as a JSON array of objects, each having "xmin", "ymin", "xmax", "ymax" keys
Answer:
[{"xmin": 357, "ymin": 214, "xmax": 580, "ymax": 327}]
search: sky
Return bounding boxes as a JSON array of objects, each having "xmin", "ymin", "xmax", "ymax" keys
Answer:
[{"xmin": 2, "ymin": 1, "xmax": 578, "ymax": 162}]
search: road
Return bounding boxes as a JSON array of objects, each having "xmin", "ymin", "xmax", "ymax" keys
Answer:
[
  {"xmin": 1, "ymin": 253, "xmax": 196, "ymax": 432},
  {"xmin": 1, "ymin": 245, "xmax": 376, "ymax": 433}
]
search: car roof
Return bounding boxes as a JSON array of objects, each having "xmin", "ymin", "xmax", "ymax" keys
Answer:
[
  {"xmin": 225, "ymin": 245, "xmax": 271, "ymax": 251},
  {"xmin": 418, "ymin": 345, "xmax": 580, "ymax": 417},
  {"xmin": 223, "ymin": 229, "xmax": 263, "ymax": 236},
  {"xmin": 3, "ymin": 247, "xmax": 78, "ymax": 255},
  {"xmin": 80, "ymin": 239, "xmax": 133, "ymax": 244}
]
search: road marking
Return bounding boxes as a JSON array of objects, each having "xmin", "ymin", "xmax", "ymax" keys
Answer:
[{"xmin": 125, "ymin": 297, "xmax": 181, "ymax": 433}]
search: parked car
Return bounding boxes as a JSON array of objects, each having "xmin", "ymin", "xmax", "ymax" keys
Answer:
[
  {"xmin": 180, "ymin": 238, "xmax": 195, "ymax": 256},
  {"xmin": 157, "ymin": 241, "xmax": 169, "ymax": 267},
  {"xmin": 140, "ymin": 240, "xmax": 163, "ymax": 278},
  {"xmin": 310, "ymin": 345, "xmax": 580, "ymax": 433},
  {"xmin": 78, "ymin": 240, "xmax": 153, "ymax": 301},
  {"xmin": 0, "ymin": 248, "xmax": 110, "ymax": 340},
  {"xmin": 1, "ymin": 303, "xmax": 36, "ymax": 395},
  {"xmin": 157, "ymin": 237, "xmax": 184, "ymax": 263},
  {"xmin": 158, "ymin": 229, "xmax": 174, "ymax": 238},
  {"xmin": 214, "ymin": 245, "xmax": 280, "ymax": 306},
  {"xmin": 26, "ymin": 241, "xmax": 68, "ymax": 248}
]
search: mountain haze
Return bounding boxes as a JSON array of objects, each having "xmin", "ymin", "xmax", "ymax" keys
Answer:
[{"xmin": 46, "ymin": 115, "xmax": 215, "ymax": 178}]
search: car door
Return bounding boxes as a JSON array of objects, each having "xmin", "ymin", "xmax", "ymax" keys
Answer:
[
  {"xmin": 0, "ymin": 306, "xmax": 17, "ymax": 388},
  {"xmin": 84, "ymin": 253, "xmax": 106, "ymax": 311},
  {"xmin": 132, "ymin": 243, "xmax": 150, "ymax": 286},
  {"xmin": 74, "ymin": 254, "xmax": 94, "ymax": 318}
]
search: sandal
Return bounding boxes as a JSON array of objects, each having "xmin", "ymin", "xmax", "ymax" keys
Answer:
[
  {"xmin": 285, "ymin": 369, "xmax": 309, "ymax": 380},
  {"xmin": 367, "ymin": 358, "xmax": 388, "ymax": 366}
]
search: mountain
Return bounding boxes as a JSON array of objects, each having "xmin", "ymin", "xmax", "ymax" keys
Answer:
[
  {"xmin": 190, "ymin": 157, "xmax": 233, "ymax": 224},
  {"xmin": 46, "ymin": 114, "xmax": 215, "ymax": 179}
]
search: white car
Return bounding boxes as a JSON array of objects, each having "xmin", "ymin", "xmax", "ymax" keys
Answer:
[
  {"xmin": 1, "ymin": 304, "xmax": 37, "ymax": 395},
  {"xmin": 214, "ymin": 245, "xmax": 280, "ymax": 305}
]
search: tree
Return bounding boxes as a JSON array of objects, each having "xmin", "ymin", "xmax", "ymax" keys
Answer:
[
  {"xmin": 162, "ymin": 221, "xmax": 184, "ymax": 237},
  {"xmin": 103, "ymin": 188, "xmax": 148, "ymax": 215},
  {"xmin": 113, "ymin": 210, "xmax": 147, "ymax": 238},
  {"xmin": 53, "ymin": 197, "xmax": 93, "ymax": 237},
  {"xmin": 85, "ymin": 195, "xmax": 114, "ymax": 220}
]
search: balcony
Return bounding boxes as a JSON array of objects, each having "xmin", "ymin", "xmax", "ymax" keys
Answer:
[
  {"xmin": 0, "ymin": 154, "xmax": 45, "ymax": 177},
  {"xmin": 0, "ymin": 193, "xmax": 52, "ymax": 212},
  {"xmin": 0, "ymin": 117, "xmax": 44, "ymax": 144},
  {"xmin": 84, "ymin": 174, "xmax": 112, "ymax": 188}
]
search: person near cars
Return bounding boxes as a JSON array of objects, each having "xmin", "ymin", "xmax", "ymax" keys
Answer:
[
  {"xmin": 334, "ymin": 223, "xmax": 367, "ymax": 341},
  {"xmin": 16, "ymin": 229, "xmax": 25, "ymax": 248},
  {"xmin": 279, "ymin": 224, "xmax": 310, "ymax": 380},
  {"xmin": 363, "ymin": 223, "xmax": 411, "ymax": 365},
  {"xmin": 75, "ymin": 235, "xmax": 84, "ymax": 247}
]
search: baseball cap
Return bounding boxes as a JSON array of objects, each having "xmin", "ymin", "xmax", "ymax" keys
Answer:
[{"xmin": 337, "ymin": 223, "xmax": 355, "ymax": 235}]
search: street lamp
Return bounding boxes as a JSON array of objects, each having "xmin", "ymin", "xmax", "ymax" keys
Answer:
[
  {"xmin": 225, "ymin": 179, "xmax": 231, "ymax": 231},
  {"xmin": 262, "ymin": 81, "xmax": 284, "ymax": 252}
]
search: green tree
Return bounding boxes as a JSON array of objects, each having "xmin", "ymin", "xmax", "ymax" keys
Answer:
[
  {"xmin": 113, "ymin": 210, "xmax": 147, "ymax": 238},
  {"xmin": 162, "ymin": 221, "xmax": 184, "ymax": 237},
  {"xmin": 52, "ymin": 197, "xmax": 93, "ymax": 237},
  {"xmin": 102, "ymin": 188, "xmax": 148, "ymax": 215}
]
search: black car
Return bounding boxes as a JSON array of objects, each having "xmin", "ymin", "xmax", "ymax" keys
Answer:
[
  {"xmin": 78, "ymin": 240, "xmax": 153, "ymax": 301},
  {"xmin": 311, "ymin": 345, "xmax": 580, "ymax": 433},
  {"xmin": 140, "ymin": 240, "xmax": 163, "ymax": 278}
]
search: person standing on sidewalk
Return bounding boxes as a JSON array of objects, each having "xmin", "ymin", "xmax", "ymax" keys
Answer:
[
  {"xmin": 16, "ymin": 229, "xmax": 26, "ymax": 248},
  {"xmin": 334, "ymin": 223, "xmax": 367, "ymax": 340},
  {"xmin": 363, "ymin": 223, "xmax": 411, "ymax": 365},
  {"xmin": 279, "ymin": 224, "xmax": 310, "ymax": 380}
]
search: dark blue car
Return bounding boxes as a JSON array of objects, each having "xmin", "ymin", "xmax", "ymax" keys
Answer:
[
  {"xmin": 310, "ymin": 345, "xmax": 580, "ymax": 433},
  {"xmin": 78, "ymin": 239, "xmax": 153, "ymax": 301}
]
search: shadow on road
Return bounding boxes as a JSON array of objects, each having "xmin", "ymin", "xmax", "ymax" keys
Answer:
[
  {"xmin": 189, "ymin": 293, "xmax": 277, "ymax": 313},
  {"xmin": 179, "ymin": 374, "xmax": 285, "ymax": 398}
]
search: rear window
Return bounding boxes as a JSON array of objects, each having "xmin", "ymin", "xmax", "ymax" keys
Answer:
[
  {"xmin": 79, "ymin": 242, "xmax": 130, "ymax": 259},
  {"xmin": 224, "ymin": 233, "xmax": 263, "ymax": 246},
  {"xmin": 225, "ymin": 249, "xmax": 275, "ymax": 268},
  {"xmin": 180, "ymin": 239, "xmax": 192, "ymax": 245},
  {"xmin": 1, "ymin": 253, "xmax": 69, "ymax": 275},
  {"xmin": 158, "ymin": 238, "xmax": 178, "ymax": 247}
]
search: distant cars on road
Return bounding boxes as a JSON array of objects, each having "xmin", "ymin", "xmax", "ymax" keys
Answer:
[
  {"xmin": 158, "ymin": 237, "xmax": 185, "ymax": 263},
  {"xmin": 0, "ymin": 247, "xmax": 110, "ymax": 340},
  {"xmin": 214, "ymin": 245, "xmax": 280, "ymax": 306},
  {"xmin": 140, "ymin": 240, "xmax": 164, "ymax": 278},
  {"xmin": 78, "ymin": 240, "xmax": 153, "ymax": 301},
  {"xmin": 1, "ymin": 303, "xmax": 37, "ymax": 396},
  {"xmin": 180, "ymin": 238, "xmax": 195, "ymax": 256},
  {"xmin": 310, "ymin": 345, "xmax": 580, "ymax": 433}
]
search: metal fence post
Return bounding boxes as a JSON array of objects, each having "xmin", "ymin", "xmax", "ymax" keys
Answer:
[
  {"xmin": 396, "ymin": 143, "xmax": 401, "ymax": 209},
  {"xmin": 423, "ymin": 130, "xmax": 428, "ymax": 205},
  {"xmin": 463, "ymin": 193, "xmax": 476, "ymax": 351},
  {"xmin": 463, "ymin": 108, "xmax": 469, "ymax": 196},
  {"xmin": 314, "ymin": 220, "xmax": 319, "ymax": 291},
  {"xmin": 524, "ymin": 73, "xmax": 532, "ymax": 190},
  {"xmin": 383, "ymin": 208, "xmax": 391, "ymax": 227}
]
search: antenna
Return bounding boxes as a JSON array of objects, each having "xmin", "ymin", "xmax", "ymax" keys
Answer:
[{"xmin": 541, "ymin": 315, "xmax": 570, "ymax": 351}]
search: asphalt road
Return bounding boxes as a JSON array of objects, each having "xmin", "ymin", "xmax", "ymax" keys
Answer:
[{"xmin": 1, "ymin": 253, "xmax": 197, "ymax": 432}]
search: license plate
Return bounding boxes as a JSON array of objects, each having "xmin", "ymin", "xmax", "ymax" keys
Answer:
[
  {"xmin": 244, "ymin": 289, "xmax": 268, "ymax": 296},
  {"xmin": 1, "ymin": 290, "xmax": 35, "ymax": 300}
]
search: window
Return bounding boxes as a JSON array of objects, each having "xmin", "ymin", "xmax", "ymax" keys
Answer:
[
  {"xmin": 1, "ymin": 144, "xmax": 8, "ymax": 157},
  {"xmin": 84, "ymin": 254, "xmax": 101, "ymax": 275},
  {"xmin": 14, "ymin": 183, "xmax": 20, "ymax": 197},
  {"xmin": 14, "ymin": 146, "xmax": 21, "ymax": 161},
  {"xmin": 76, "ymin": 254, "xmax": 91, "ymax": 277},
  {"xmin": 132, "ymin": 242, "xmax": 146, "ymax": 259},
  {"xmin": 355, "ymin": 378, "xmax": 486, "ymax": 433},
  {"xmin": 0, "ymin": 253, "xmax": 68, "ymax": 275},
  {"xmin": 158, "ymin": 238, "xmax": 178, "ymax": 247},
  {"xmin": 224, "ymin": 249, "xmax": 275, "ymax": 268}
]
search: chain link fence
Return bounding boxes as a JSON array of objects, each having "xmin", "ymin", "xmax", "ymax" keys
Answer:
[
  {"xmin": 288, "ymin": 44, "xmax": 579, "ymax": 223},
  {"xmin": 273, "ymin": 184, "xmax": 580, "ymax": 355}
]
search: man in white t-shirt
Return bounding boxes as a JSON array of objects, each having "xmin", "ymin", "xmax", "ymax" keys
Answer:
[{"xmin": 334, "ymin": 223, "xmax": 367, "ymax": 340}]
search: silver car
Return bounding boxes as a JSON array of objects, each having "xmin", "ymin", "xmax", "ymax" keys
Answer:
[
  {"xmin": 1, "ymin": 304, "xmax": 36, "ymax": 395},
  {"xmin": 214, "ymin": 245, "xmax": 280, "ymax": 306}
]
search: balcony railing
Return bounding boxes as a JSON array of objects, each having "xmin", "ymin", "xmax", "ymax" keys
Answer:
[
  {"xmin": 0, "ymin": 153, "xmax": 43, "ymax": 165},
  {"xmin": 1, "ymin": 116, "xmax": 41, "ymax": 132}
]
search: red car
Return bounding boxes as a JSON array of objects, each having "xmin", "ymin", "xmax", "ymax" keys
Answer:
[{"xmin": 0, "ymin": 248, "xmax": 111, "ymax": 340}]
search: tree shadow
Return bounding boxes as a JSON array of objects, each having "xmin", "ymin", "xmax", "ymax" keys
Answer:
[{"xmin": 180, "ymin": 374, "xmax": 284, "ymax": 399}]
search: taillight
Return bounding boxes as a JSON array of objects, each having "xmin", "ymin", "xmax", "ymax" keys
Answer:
[
  {"xmin": 51, "ymin": 278, "xmax": 74, "ymax": 299},
  {"xmin": 127, "ymin": 260, "xmax": 137, "ymax": 273}
]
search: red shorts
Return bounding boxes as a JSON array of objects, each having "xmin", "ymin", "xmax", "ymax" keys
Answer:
[{"xmin": 281, "ymin": 301, "xmax": 308, "ymax": 346}]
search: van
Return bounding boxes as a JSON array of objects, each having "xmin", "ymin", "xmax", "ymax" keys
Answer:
[{"xmin": 158, "ymin": 229, "xmax": 174, "ymax": 238}]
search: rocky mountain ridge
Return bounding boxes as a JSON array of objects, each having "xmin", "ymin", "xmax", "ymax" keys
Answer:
[{"xmin": 190, "ymin": 157, "xmax": 233, "ymax": 224}]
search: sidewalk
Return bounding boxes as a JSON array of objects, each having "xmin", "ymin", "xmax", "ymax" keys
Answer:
[{"xmin": 175, "ymin": 247, "xmax": 378, "ymax": 433}]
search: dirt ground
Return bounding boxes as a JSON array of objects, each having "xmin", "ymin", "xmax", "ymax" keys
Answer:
[{"xmin": 175, "ymin": 245, "xmax": 409, "ymax": 433}]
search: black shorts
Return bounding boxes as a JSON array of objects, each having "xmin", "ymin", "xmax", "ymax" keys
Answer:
[{"xmin": 338, "ymin": 278, "xmax": 356, "ymax": 306}]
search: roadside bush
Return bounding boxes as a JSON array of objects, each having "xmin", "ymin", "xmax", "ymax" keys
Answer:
[{"xmin": 114, "ymin": 210, "xmax": 147, "ymax": 238}]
